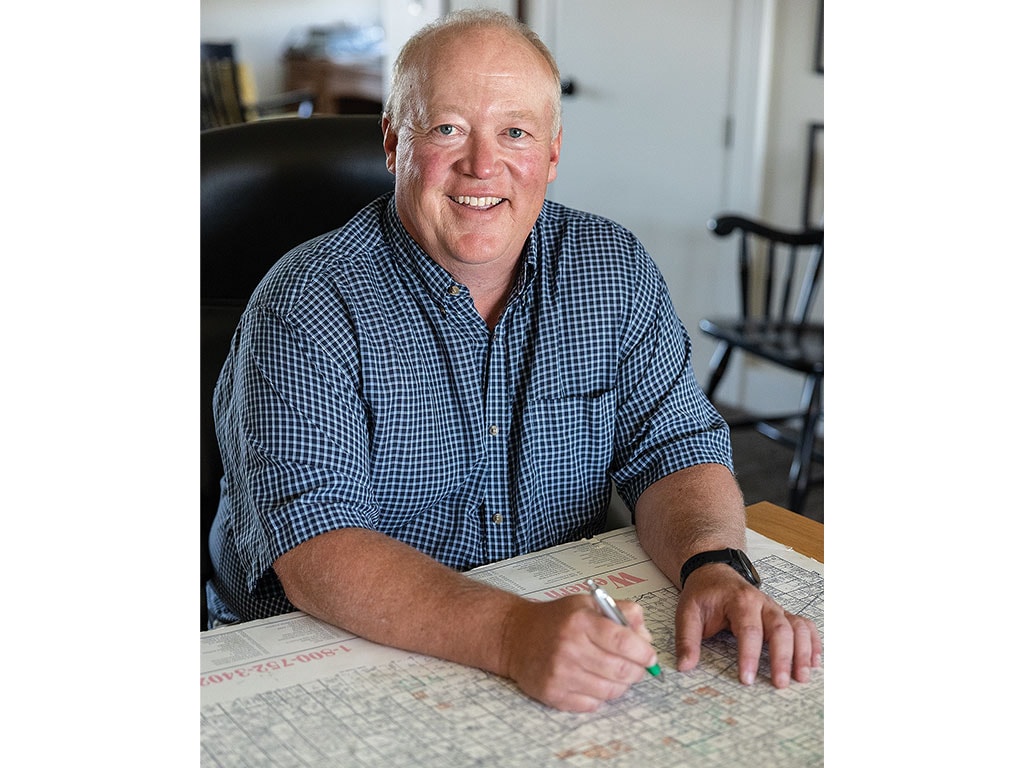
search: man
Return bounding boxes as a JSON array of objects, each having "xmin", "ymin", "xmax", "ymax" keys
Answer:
[{"xmin": 207, "ymin": 9, "xmax": 820, "ymax": 713}]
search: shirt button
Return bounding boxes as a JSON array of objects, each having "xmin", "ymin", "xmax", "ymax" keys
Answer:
[
  {"xmin": 447, "ymin": 285, "xmax": 461, "ymax": 296},
  {"xmin": 488, "ymin": 425, "xmax": 499, "ymax": 436},
  {"xmin": 491, "ymin": 513, "xmax": 503, "ymax": 524}
]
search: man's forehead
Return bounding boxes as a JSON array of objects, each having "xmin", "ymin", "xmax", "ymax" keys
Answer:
[
  {"xmin": 399, "ymin": 25, "xmax": 557, "ymax": 129},
  {"xmin": 425, "ymin": 26, "xmax": 550, "ymax": 78}
]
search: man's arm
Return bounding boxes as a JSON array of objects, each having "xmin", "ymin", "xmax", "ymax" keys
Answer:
[
  {"xmin": 273, "ymin": 527, "xmax": 660, "ymax": 712},
  {"xmin": 633, "ymin": 463, "xmax": 821, "ymax": 687}
]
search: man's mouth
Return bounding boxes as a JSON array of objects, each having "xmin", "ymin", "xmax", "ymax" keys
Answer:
[{"xmin": 452, "ymin": 195, "xmax": 505, "ymax": 209}]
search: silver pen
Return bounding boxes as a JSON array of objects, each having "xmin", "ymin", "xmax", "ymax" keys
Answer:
[{"xmin": 585, "ymin": 578, "xmax": 662, "ymax": 678}]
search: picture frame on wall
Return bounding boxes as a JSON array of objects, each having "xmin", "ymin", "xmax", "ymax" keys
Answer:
[
  {"xmin": 814, "ymin": 0, "xmax": 823, "ymax": 74},
  {"xmin": 803, "ymin": 123, "xmax": 824, "ymax": 228}
]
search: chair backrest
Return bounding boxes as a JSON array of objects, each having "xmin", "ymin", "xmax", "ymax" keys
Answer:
[
  {"xmin": 201, "ymin": 114, "xmax": 394, "ymax": 304},
  {"xmin": 200, "ymin": 115, "xmax": 395, "ymax": 628},
  {"xmin": 707, "ymin": 214, "xmax": 824, "ymax": 325}
]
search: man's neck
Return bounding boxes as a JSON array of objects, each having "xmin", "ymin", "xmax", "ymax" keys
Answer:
[
  {"xmin": 461, "ymin": 267, "xmax": 517, "ymax": 331},
  {"xmin": 445, "ymin": 251, "xmax": 525, "ymax": 331}
]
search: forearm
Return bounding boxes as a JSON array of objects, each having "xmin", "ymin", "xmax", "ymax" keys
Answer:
[
  {"xmin": 273, "ymin": 527, "xmax": 524, "ymax": 676},
  {"xmin": 633, "ymin": 463, "xmax": 747, "ymax": 588}
]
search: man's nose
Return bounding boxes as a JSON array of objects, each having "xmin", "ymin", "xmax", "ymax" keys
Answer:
[{"xmin": 461, "ymin": 134, "xmax": 501, "ymax": 179}]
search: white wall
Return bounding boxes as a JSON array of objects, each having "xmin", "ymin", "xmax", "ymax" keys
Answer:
[{"xmin": 201, "ymin": 0, "xmax": 385, "ymax": 100}]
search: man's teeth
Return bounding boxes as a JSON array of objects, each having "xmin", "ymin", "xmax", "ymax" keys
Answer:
[{"xmin": 454, "ymin": 195, "xmax": 502, "ymax": 207}]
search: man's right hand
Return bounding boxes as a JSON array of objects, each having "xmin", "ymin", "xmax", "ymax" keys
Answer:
[{"xmin": 500, "ymin": 594, "xmax": 659, "ymax": 712}]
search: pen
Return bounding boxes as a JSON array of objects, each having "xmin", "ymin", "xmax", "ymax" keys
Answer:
[{"xmin": 585, "ymin": 578, "xmax": 662, "ymax": 679}]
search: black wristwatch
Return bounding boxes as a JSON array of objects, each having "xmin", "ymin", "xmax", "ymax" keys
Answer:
[{"xmin": 679, "ymin": 548, "xmax": 761, "ymax": 590}]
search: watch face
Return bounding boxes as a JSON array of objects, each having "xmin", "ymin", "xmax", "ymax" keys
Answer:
[{"xmin": 734, "ymin": 549, "xmax": 762, "ymax": 587}]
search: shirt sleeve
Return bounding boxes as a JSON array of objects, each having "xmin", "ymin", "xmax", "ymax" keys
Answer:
[
  {"xmin": 215, "ymin": 303, "xmax": 380, "ymax": 592},
  {"xmin": 609, "ymin": 240, "xmax": 733, "ymax": 511}
]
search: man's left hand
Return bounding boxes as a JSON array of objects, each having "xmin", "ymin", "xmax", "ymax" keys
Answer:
[{"xmin": 674, "ymin": 563, "xmax": 822, "ymax": 687}]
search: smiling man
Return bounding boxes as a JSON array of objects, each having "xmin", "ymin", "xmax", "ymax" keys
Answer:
[{"xmin": 207, "ymin": 9, "xmax": 820, "ymax": 713}]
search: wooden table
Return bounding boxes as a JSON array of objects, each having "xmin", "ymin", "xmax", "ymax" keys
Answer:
[{"xmin": 745, "ymin": 501, "xmax": 823, "ymax": 563}]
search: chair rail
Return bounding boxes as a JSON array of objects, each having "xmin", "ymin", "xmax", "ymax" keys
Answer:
[{"xmin": 708, "ymin": 215, "xmax": 823, "ymax": 246}]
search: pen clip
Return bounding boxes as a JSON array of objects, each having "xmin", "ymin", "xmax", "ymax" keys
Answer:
[{"xmin": 586, "ymin": 579, "xmax": 628, "ymax": 625}]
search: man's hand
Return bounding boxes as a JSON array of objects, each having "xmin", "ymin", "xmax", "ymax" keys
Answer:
[
  {"xmin": 501, "ymin": 595, "xmax": 659, "ymax": 712},
  {"xmin": 632, "ymin": 465, "xmax": 822, "ymax": 689},
  {"xmin": 674, "ymin": 563, "xmax": 821, "ymax": 687}
]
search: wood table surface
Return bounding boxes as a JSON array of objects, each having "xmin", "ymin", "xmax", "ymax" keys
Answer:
[{"xmin": 745, "ymin": 501, "xmax": 824, "ymax": 563}]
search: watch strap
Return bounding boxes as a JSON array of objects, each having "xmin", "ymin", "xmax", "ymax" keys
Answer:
[{"xmin": 679, "ymin": 548, "xmax": 761, "ymax": 591}]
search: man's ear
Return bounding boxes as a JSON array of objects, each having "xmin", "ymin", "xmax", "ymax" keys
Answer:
[
  {"xmin": 382, "ymin": 115, "xmax": 398, "ymax": 175},
  {"xmin": 547, "ymin": 126, "xmax": 563, "ymax": 183}
]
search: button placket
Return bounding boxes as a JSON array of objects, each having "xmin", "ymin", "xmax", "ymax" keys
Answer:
[{"xmin": 480, "ymin": 322, "xmax": 513, "ymax": 556}]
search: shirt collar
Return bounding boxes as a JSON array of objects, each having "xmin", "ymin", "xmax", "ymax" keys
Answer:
[
  {"xmin": 509, "ymin": 227, "xmax": 538, "ymax": 305},
  {"xmin": 383, "ymin": 195, "xmax": 540, "ymax": 307},
  {"xmin": 383, "ymin": 198, "xmax": 453, "ymax": 302}
]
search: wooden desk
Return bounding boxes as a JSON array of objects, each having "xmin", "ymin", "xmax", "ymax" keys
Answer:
[{"xmin": 745, "ymin": 500, "xmax": 823, "ymax": 563}]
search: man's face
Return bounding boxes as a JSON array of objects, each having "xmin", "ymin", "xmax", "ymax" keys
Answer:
[{"xmin": 383, "ymin": 27, "xmax": 562, "ymax": 276}]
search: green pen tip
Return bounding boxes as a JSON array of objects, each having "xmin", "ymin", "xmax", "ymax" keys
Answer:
[{"xmin": 648, "ymin": 663, "xmax": 662, "ymax": 677}]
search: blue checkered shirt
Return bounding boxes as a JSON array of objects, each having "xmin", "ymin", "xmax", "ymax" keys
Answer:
[{"xmin": 206, "ymin": 195, "xmax": 732, "ymax": 624}]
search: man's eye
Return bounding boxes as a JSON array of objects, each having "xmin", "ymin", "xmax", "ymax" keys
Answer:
[
  {"xmin": 508, "ymin": 127, "xmax": 525, "ymax": 139},
  {"xmin": 436, "ymin": 124, "xmax": 455, "ymax": 136}
]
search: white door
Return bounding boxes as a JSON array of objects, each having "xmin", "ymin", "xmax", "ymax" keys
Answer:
[{"xmin": 528, "ymin": 0, "xmax": 765, "ymax": 391}]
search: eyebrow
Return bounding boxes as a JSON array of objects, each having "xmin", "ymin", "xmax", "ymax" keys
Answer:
[{"xmin": 504, "ymin": 109, "xmax": 542, "ymax": 124}]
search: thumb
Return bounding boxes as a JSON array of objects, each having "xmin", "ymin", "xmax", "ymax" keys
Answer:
[{"xmin": 675, "ymin": 600, "xmax": 705, "ymax": 672}]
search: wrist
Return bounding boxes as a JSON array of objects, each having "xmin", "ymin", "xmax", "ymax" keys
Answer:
[
  {"xmin": 497, "ymin": 597, "xmax": 531, "ymax": 681},
  {"xmin": 679, "ymin": 548, "xmax": 761, "ymax": 591}
]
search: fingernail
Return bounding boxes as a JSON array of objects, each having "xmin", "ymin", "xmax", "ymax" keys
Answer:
[{"xmin": 741, "ymin": 670, "xmax": 755, "ymax": 685}]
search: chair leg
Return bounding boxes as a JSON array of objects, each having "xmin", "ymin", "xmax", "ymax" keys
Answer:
[
  {"xmin": 705, "ymin": 342, "xmax": 733, "ymax": 401},
  {"xmin": 787, "ymin": 374, "xmax": 823, "ymax": 515}
]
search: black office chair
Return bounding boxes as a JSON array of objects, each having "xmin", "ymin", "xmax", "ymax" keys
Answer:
[
  {"xmin": 700, "ymin": 214, "xmax": 824, "ymax": 516},
  {"xmin": 200, "ymin": 115, "xmax": 396, "ymax": 628}
]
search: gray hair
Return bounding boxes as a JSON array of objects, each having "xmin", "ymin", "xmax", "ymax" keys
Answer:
[{"xmin": 384, "ymin": 8, "xmax": 562, "ymax": 138}]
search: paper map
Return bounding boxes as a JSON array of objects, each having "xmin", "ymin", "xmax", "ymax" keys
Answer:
[{"xmin": 201, "ymin": 527, "xmax": 824, "ymax": 766}]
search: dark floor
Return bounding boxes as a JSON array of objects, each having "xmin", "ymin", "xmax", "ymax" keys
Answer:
[{"xmin": 722, "ymin": 406, "xmax": 824, "ymax": 524}]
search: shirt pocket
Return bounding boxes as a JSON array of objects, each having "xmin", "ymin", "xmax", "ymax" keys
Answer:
[{"xmin": 515, "ymin": 389, "xmax": 616, "ymax": 538}]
